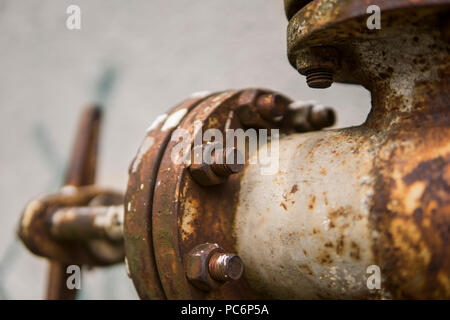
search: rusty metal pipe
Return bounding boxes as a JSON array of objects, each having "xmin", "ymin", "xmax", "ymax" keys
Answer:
[
  {"xmin": 17, "ymin": 0, "xmax": 449, "ymax": 300},
  {"xmin": 47, "ymin": 105, "xmax": 102, "ymax": 300},
  {"xmin": 234, "ymin": 14, "xmax": 450, "ymax": 298},
  {"xmin": 234, "ymin": 1, "xmax": 450, "ymax": 299}
]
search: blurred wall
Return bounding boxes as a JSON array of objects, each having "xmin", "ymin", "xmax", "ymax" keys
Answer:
[{"xmin": 0, "ymin": 0, "xmax": 371, "ymax": 299}]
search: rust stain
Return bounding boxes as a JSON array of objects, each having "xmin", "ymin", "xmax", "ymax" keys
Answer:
[
  {"xmin": 318, "ymin": 251, "xmax": 333, "ymax": 266},
  {"xmin": 308, "ymin": 195, "xmax": 316, "ymax": 210},
  {"xmin": 336, "ymin": 235, "xmax": 345, "ymax": 256},
  {"xmin": 328, "ymin": 206, "xmax": 351, "ymax": 219},
  {"xmin": 371, "ymin": 125, "xmax": 450, "ymax": 299},
  {"xmin": 298, "ymin": 263, "xmax": 314, "ymax": 276},
  {"xmin": 323, "ymin": 192, "xmax": 329, "ymax": 206},
  {"xmin": 350, "ymin": 241, "xmax": 361, "ymax": 261}
]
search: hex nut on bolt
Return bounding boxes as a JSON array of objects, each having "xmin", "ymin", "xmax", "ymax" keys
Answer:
[
  {"xmin": 185, "ymin": 243, "xmax": 244, "ymax": 292},
  {"xmin": 296, "ymin": 46, "xmax": 340, "ymax": 89},
  {"xmin": 189, "ymin": 145, "xmax": 244, "ymax": 186}
]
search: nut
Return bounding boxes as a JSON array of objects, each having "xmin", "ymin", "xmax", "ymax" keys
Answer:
[
  {"xmin": 189, "ymin": 144, "xmax": 244, "ymax": 186},
  {"xmin": 185, "ymin": 243, "xmax": 244, "ymax": 292},
  {"xmin": 296, "ymin": 46, "xmax": 340, "ymax": 89}
]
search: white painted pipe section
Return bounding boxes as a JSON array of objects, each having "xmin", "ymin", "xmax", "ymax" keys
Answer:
[{"xmin": 234, "ymin": 130, "xmax": 379, "ymax": 299}]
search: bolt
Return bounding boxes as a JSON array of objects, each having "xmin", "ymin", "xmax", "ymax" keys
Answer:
[
  {"xmin": 305, "ymin": 69, "xmax": 334, "ymax": 89},
  {"xmin": 236, "ymin": 89, "xmax": 284, "ymax": 129},
  {"xmin": 185, "ymin": 243, "xmax": 244, "ymax": 291},
  {"xmin": 256, "ymin": 93, "xmax": 291, "ymax": 122},
  {"xmin": 296, "ymin": 46, "xmax": 340, "ymax": 89},
  {"xmin": 50, "ymin": 205, "xmax": 124, "ymax": 241},
  {"xmin": 309, "ymin": 106, "xmax": 335, "ymax": 129},
  {"xmin": 211, "ymin": 147, "xmax": 244, "ymax": 177},
  {"xmin": 286, "ymin": 102, "xmax": 336, "ymax": 132},
  {"xmin": 189, "ymin": 145, "xmax": 244, "ymax": 186},
  {"xmin": 208, "ymin": 252, "xmax": 244, "ymax": 282}
]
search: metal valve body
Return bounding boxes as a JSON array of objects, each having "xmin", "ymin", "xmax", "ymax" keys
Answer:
[{"xmin": 17, "ymin": 0, "xmax": 450, "ymax": 300}]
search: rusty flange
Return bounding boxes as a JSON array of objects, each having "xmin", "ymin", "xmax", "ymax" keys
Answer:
[
  {"xmin": 124, "ymin": 94, "xmax": 213, "ymax": 299},
  {"xmin": 124, "ymin": 89, "xmax": 299, "ymax": 299}
]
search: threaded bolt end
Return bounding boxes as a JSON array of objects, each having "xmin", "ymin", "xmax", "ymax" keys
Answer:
[
  {"xmin": 208, "ymin": 252, "xmax": 244, "ymax": 282},
  {"xmin": 305, "ymin": 68, "xmax": 333, "ymax": 89}
]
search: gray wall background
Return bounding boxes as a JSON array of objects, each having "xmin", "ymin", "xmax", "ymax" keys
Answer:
[{"xmin": 0, "ymin": 0, "xmax": 371, "ymax": 299}]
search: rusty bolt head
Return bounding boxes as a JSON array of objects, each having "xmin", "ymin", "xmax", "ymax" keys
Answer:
[
  {"xmin": 185, "ymin": 243, "xmax": 244, "ymax": 291},
  {"xmin": 296, "ymin": 46, "xmax": 340, "ymax": 89}
]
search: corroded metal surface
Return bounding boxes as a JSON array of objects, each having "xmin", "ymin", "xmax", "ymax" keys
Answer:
[
  {"xmin": 233, "ymin": 0, "xmax": 449, "ymax": 299},
  {"xmin": 287, "ymin": 0, "xmax": 450, "ymax": 87},
  {"xmin": 19, "ymin": 186, "xmax": 124, "ymax": 265},
  {"xmin": 124, "ymin": 95, "xmax": 211, "ymax": 299},
  {"xmin": 17, "ymin": 0, "xmax": 449, "ymax": 300},
  {"xmin": 235, "ymin": 130, "xmax": 377, "ymax": 299},
  {"xmin": 151, "ymin": 90, "xmax": 253, "ymax": 299},
  {"xmin": 189, "ymin": 146, "xmax": 244, "ymax": 186},
  {"xmin": 51, "ymin": 204, "xmax": 124, "ymax": 241},
  {"xmin": 235, "ymin": 91, "xmax": 449, "ymax": 298},
  {"xmin": 48, "ymin": 106, "xmax": 101, "ymax": 300},
  {"xmin": 18, "ymin": 106, "xmax": 125, "ymax": 299},
  {"xmin": 185, "ymin": 243, "xmax": 225, "ymax": 291},
  {"xmin": 124, "ymin": 89, "xmax": 298, "ymax": 299}
]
